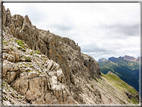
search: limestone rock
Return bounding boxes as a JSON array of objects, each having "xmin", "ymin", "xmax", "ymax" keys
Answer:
[
  {"xmin": 107, "ymin": 71, "xmax": 119, "ymax": 78},
  {"xmin": 28, "ymin": 71, "xmax": 39, "ymax": 79},
  {"xmin": 5, "ymin": 8, "xmax": 12, "ymax": 26},
  {"xmin": 2, "ymin": 5, "xmax": 103, "ymax": 105},
  {"xmin": 7, "ymin": 54, "xmax": 15, "ymax": 62},
  {"xmin": 3, "ymin": 63, "xmax": 8, "ymax": 77},
  {"xmin": 3, "ymin": 6, "xmax": 6, "ymax": 26},
  {"xmin": 3, "ymin": 46, "xmax": 10, "ymax": 53},
  {"xmin": 3, "ymin": 81, "xmax": 29, "ymax": 105},
  {"xmin": 24, "ymin": 15, "xmax": 31, "ymax": 25},
  {"xmin": 82, "ymin": 53, "xmax": 101, "ymax": 78},
  {"xmin": 8, "ymin": 51, "xmax": 20, "ymax": 62},
  {"xmin": 3, "ymin": 53, "xmax": 8, "ymax": 60},
  {"xmin": 57, "ymin": 69, "xmax": 66, "ymax": 84},
  {"xmin": 13, "ymin": 14, "xmax": 24, "ymax": 28},
  {"xmin": 45, "ymin": 93, "xmax": 59, "ymax": 104},
  {"xmin": 3, "ymin": 60, "xmax": 14, "ymax": 77},
  {"xmin": 11, "ymin": 78, "xmax": 28, "ymax": 95},
  {"xmin": 6, "ymin": 72, "xmax": 17, "ymax": 83}
]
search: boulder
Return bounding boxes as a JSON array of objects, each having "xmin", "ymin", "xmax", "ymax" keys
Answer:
[
  {"xmin": 13, "ymin": 14, "xmax": 24, "ymax": 28},
  {"xmin": 7, "ymin": 54, "xmax": 15, "ymax": 62},
  {"xmin": 8, "ymin": 52, "xmax": 20, "ymax": 62},
  {"xmin": 45, "ymin": 93, "xmax": 59, "ymax": 104},
  {"xmin": 3, "ymin": 46, "xmax": 10, "ymax": 53},
  {"xmin": 6, "ymin": 72, "xmax": 17, "ymax": 83},
  {"xmin": 11, "ymin": 78, "xmax": 29, "ymax": 95},
  {"xmin": 18, "ymin": 79, "xmax": 29, "ymax": 95},
  {"xmin": 3, "ymin": 53, "xmax": 8, "ymax": 60}
]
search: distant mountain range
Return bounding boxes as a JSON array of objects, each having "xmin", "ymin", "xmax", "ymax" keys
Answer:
[
  {"xmin": 98, "ymin": 58, "xmax": 107, "ymax": 62},
  {"xmin": 107, "ymin": 55, "xmax": 140, "ymax": 63},
  {"xmin": 98, "ymin": 55, "xmax": 140, "ymax": 91}
]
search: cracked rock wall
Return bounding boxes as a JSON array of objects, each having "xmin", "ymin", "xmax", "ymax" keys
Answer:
[{"xmin": 2, "ymin": 5, "xmax": 103, "ymax": 104}]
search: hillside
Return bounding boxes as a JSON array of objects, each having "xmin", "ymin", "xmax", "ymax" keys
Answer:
[
  {"xmin": 109, "ymin": 56, "xmax": 139, "ymax": 71},
  {"xmin": 100, "ymin": 72, "xmax": 139, "ymax": 104},
  {"xmin": 99, "ymin": 56, "xmax": 139, "ymax": 91},
  {"xmin": 2, "ymin": 5, "xmax": 139, "ymax": 105}
]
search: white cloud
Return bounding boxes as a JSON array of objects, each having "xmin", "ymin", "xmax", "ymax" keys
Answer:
[{"xmin": 3, "ymin": 3, "xmax": 140, "ymax": 61}]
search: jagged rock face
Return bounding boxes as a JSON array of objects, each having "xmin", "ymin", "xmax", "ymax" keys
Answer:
[
  {"xmin": 3, "ymin": 6, "xmax": 38, "ymax": 51},
  {"xmin": 2, "ymin": 6, "xmax": 103, "ymax": 105},
  {"xmin": 2, "ymin": 35, "xmax": 77, "ymax": 104},
  {"xmin": 123, "ymin": 55, "xmax": 136, "ymax": 62},
  {"xmin": 3, "ymin": 5, "xmax": 100, "ymax": 86},
  {"xmin": 123, "ymin": 55, "xmax": 141, "ymax": 63},
  {"xmin": 82, "ymin": 54, "xmax": 101, "ymax": 77}
]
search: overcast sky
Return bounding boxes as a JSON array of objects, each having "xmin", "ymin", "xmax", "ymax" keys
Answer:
[{"xmin": 3, "ymin": 3, "xmax": 140, "ymax": 61}]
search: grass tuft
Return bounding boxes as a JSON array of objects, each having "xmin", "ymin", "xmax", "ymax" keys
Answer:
[
  {"xmin": 16, "ymin": 40, "xmax": 25, "ymax": 49},
  {"xmin": 35, "ymin": 51, "xmax": 41, "ymax": 54},
  {"xmin": 30, "ymin": 52, "xmax": 33, "ymax": 55},
  {"xmin": 3, "ymin": 41, "xmax": 7, "ymax": 44},
  {"xmin": 90, "ymin": 84, "xmax": 94, "ymax": 88},
  {"xmin": 23, "ymin": 56, "xmax": 31, "ymax": 62}
]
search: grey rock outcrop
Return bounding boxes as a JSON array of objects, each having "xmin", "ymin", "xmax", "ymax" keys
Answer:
[
  {"xmin": 2, "ymin": 5, "xmax": 100, "ymax": 83},
  {"xmin": 2, "ymin": 6, "xmax": 102, "ymax": 104},
  {"xmin": 82, "ymin": 53, "xmax": 101, "ymax": 77},
  {"xmin": 107, "ymin": 71, "xmax": 119, "ymax": 78},
  {"xmin": 2, "ymin": 35, "xmax": 76, "ymax": 104}
]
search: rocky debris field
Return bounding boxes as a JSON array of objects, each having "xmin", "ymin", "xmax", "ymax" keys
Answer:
[
  {"xmin": 3, "ymin": 34, "xmax": 77, "ymax": 105},
  {"xmin": 3, "ymin": 80, "xmax": 29, "ymax": 105}
]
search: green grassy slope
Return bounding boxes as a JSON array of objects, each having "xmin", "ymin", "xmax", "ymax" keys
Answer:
[
  {"xmin": 99, "ymin": 59, "xmax": 139, "ymax": 91},
  {"xmin": 102, "ymin": 73, "xmax": 139, "ymax": 104}
]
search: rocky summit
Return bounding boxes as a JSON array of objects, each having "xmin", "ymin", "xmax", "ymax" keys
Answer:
[
  {"xmin": 120, "ymin": 55, "xmax": 140, "ymax": 63},
  {"xmin": 2, "ymin": 5, "xmax": 140, "ymax": 106}
]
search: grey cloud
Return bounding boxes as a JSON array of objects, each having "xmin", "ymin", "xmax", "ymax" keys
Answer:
[
  {"xmin": 50, "ymin": 24, "xmax": 73, "ymax": 31},
  {"xmin": 81, "ymin": 45, "xmax": 108, "ymax": 53},
  {"xmin": 83, "ymin": 51, "xmax": 117, "ymax": 61},
  {"xmin": 106, "ymin": 24, "xmax": 140, "ymax": 36},
  {"xmin": 24, "ymin": 7, "xmax": 47, "ymax": 26}
]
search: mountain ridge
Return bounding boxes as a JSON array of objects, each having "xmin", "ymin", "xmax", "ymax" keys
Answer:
[
  {"xmin": 2, "ymin": 5, "xmax": 139, "ymax": 105},
  {"xmin": 109, "ymin": 55, "xmax": 140, "ymax": 63},
  {"xmin": 98, "ymin": 56, "xmax": 139, "ymax": 91},
  {"xmin": 98, "ymin": 55, "xmax": 140, "ymax": 63}
]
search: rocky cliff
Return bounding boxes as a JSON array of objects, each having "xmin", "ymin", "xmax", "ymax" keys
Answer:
[{"xmin": 2, "ymin": 6, "xmax": 139, "ymax": 105}]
